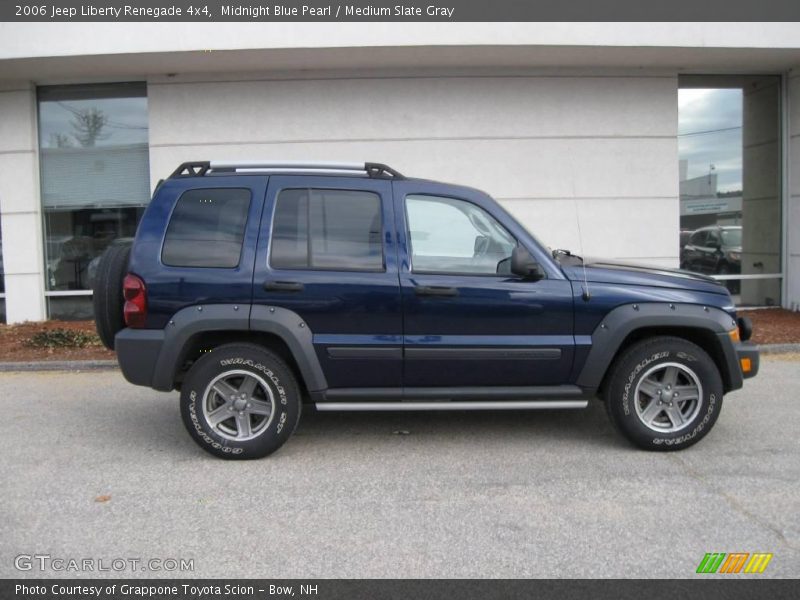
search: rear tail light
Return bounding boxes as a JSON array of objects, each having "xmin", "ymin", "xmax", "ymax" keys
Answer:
[{"xmin": 123, "ymin": 274, "xmax": 147, "ymax": 328}]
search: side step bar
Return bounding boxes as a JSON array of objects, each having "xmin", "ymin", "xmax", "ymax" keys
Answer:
[{"xmin": 315, "ymin": 400, "xmax": 589, "ymax": 412}]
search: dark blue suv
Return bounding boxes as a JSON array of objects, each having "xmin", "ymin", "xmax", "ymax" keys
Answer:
[{"xmin": 93, "ymin": 161, "xmax": 759, "ymax": 459}]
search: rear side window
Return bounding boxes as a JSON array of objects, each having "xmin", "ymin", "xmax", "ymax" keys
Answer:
[
  {"xmin": 270, "ymin": 188, "xmax": 383, "ymax": 271},
  {"xmin": 162, "ymin": 188, "xmax": 251, "ymax": 268}
]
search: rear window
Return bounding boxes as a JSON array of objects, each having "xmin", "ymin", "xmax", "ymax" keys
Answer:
[
  {"xmin": 270, "ymin": 188, "xmax": 383, "ymax": 271},
  {"xmin": 162, "ymin": 188, "xmax": 251, "ymax": 268}
]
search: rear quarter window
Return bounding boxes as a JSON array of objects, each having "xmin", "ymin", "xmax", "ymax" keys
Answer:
[{"xmin": 161, "ymin": 188, "xmax": 251, "ymax": 268}]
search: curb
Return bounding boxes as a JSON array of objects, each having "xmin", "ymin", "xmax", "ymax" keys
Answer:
[
  {"xmin": 758, "ymin": 343, "xmax": 800, "ymax": 354},
  {"xmin": 0, "ymin": 360, "xmax": 118, "ymax": 373}
]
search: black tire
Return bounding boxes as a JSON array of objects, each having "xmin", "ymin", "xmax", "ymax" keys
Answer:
[
  {"xmin": 604, "ymin": 336, "xmax": 724, "ymax": 451},
  {"xmin": 92, "ymin": 244, "xmax": 131, "ymax": 350},
  {"xmin": 180, "ymin": 343, "xmax": 302, "ymax": 460}
]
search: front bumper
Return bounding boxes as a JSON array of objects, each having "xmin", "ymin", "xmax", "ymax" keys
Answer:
[{"xmin": 735, "ymin": 341, "xmax": 760, "ymax": 380}]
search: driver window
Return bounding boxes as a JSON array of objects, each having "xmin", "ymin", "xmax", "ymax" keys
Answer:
[{"xmin": 405, "ymin": 194, "xmax": 516, "ymax": 275}]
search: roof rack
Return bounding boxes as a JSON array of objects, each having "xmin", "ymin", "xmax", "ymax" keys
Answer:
[{"xmin": 169, "ymin": 161, "xmax": 404, "ymax": 180}]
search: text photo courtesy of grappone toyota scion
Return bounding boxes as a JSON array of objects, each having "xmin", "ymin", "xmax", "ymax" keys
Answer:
[{"xmin": 93, "ymin": 161, "xmax": 759, "ymax": 459}]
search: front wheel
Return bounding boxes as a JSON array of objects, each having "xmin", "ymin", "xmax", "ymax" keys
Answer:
[
  {"xmin": 604, "ymin": 336, "xmax": 724, "ymax": 451},
  {"xmin": 180, "ymin": 343, "xmax": 302, "ymax": 459}
]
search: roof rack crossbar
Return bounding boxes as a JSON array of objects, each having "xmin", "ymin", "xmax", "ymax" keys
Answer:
[{"xmin": 168, "ymin": 161, "xmax": 404, "ymax": 180}]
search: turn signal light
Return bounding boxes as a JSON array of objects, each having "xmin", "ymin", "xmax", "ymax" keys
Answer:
[
  {"xmin": 123, "ymin": 273, "xmax": 147, "ymax": 328},
  {"xmin": 740, "ymin": 357, "xmax": 752, "ymax": 373},
  {"xmin": 728, "ymin": 328, "xmax": 740, "ymax": 343}
]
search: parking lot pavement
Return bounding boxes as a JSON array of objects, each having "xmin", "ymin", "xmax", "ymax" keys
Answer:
[{"xmin": 1, "ymin": 355, "xmax": 798, "ymax": 579}]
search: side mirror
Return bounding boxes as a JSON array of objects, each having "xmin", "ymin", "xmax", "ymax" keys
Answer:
[{"xmin": 511, "ymin": 246, "xmax": 545, "ymax": 280}]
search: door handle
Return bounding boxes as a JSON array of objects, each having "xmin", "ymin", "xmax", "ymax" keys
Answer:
[
  {"xmin": 414, "ymin": 285, "xmax": 459, "ymax": 297},
  {"xmin": 263, "ymin": 281, "xmax": 304, "ymax": 292}
]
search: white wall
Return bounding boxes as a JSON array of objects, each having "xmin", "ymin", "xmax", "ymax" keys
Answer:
[
  {"xmin": 148, "ymin": 71, "xmax": 679, "ymax": 266},
  {"xmin": 0, "ymin": 82, "xmax": 47, "ymax": 322},
  {"xmin": 3, "ymin": 23, "xmax": 800, "ymax": 60}
]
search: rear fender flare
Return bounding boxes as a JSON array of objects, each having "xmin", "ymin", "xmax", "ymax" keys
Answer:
[
  {"xmin": 150, "ymin": 304, "xmax": 327, "ymax": 392},
  {"xmin": 249, "ymin": 304, "xmax": 327, "ymax": 392}
]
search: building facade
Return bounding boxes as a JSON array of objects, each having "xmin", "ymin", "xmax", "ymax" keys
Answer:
[{"xmin": 1, "ymin": 22, "xmax": 799, "ymax": 322}]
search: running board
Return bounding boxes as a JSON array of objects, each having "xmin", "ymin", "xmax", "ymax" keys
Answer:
[{"xmin": 315, "ymin": 400, "xmax": 589, "ymax": 412}]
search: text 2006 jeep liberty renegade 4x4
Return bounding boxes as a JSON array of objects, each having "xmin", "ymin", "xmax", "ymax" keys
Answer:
[{"xmin": 93, "ymin": 161, "xmax": 759, "ymax": 459}]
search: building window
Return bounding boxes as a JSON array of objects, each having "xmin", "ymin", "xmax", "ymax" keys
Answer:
[
  {"xmin": 37, "ymin": 83, "xmax": 149, "ymax": 319},
  {"xmin": 678, "ymin": 75, "xmax": 782, "ymax": 306}
]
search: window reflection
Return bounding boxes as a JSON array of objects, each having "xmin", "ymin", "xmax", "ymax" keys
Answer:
[
  {"xmin": 678, "ymin": 76, "xmax": 781, "ymax": 306},
  {"xmin": 0, "ymin": 220, "xmax": 5, "ymax": 323},
  {"xmin": 38, "ymin": 83, "xmax": 149, "ymax": 318}
]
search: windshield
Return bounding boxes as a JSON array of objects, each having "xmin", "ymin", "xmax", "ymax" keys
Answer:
[{"xmin": 721, "ymin": 229, "xmax": 742, "ymax": 247}]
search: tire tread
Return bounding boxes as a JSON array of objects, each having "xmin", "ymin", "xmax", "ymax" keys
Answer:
[
  {"xmin": 92, "ymin": 245, "xmax": 131, "ymax": 350},
  {"xmin": 603, "ymin": 335, "xmax": 723, "ymax": 451}
]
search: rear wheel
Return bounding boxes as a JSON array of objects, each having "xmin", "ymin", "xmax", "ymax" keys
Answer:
[
  {"xmin": 604, "ymin": 336, "xmax": 724, "ymax": 451},
  {"xmin": 180, "ymin": 343, "xmax": 302, "ymax": 459},
  {"xmin": 92, "ymin": 244, "xmax": 131, "ymax": 350}
]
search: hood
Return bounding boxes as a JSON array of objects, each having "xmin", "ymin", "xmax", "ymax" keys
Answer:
[{"xmin": 559, "ymin": 257, "xmax": 729, "ymax": 296}]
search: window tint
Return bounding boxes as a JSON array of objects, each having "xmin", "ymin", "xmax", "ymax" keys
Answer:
[
  {"xmin": 270, "ymin": 189, "xmax": 383, "ymax": 271},
  {"xmin": 690, "ymin": 231, "xmax": 706, "ymax": 246},
  {"xmin": 162, "ymin": 188, "xmax": 251, "ymax": 268},
  {"xmin": 706, "ymin": 230, "xmax": 721, "ymax": 246},
  {"xmin": 405, "ymin": 195, "xmax": 516, "ymax": 275}
]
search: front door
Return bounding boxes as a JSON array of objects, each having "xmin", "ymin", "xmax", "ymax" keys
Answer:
[
  {"xmin": 252, "ymin": 176, "xmax": 402, "ymax": 389},
  {"xmin": 393, "ymin": 181, "xmax": 575, "ymax": 388}
]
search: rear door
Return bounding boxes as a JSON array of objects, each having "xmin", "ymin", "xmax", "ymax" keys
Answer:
[
  {"xmin": 252, "ymin": 176, "xmax": 402, "ymax": 389},
  {"xmin": 393, "ymin": 180, "xmax": 575, "ymax": 388}
]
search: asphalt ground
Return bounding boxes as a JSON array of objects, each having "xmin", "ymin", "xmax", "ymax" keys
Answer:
[{"xmin": 1, "ymin": 355, "xmax": 798, "ymax": 579}]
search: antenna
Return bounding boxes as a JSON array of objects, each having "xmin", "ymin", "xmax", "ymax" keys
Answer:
[
  {"xmin": 573, "ymin": 197, "xmax": 591, "ymax": 301},
  {"xmin": 567, "ymin": 148, "xmax": 591, "ymax": 302}
]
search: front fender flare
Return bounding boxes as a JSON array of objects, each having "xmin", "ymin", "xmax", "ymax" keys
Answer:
[{"xmin": 575, "ymin": 303, "xmax": 740, "ymax": 392}]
